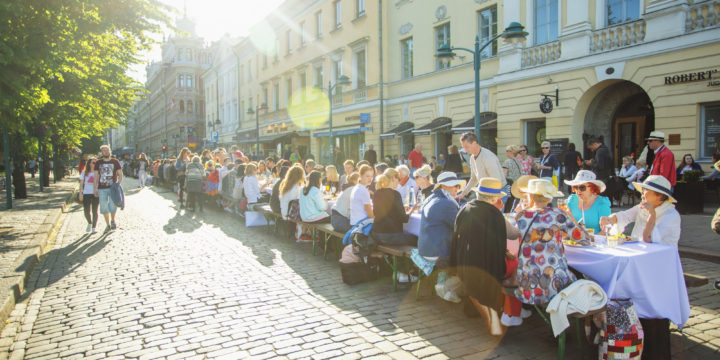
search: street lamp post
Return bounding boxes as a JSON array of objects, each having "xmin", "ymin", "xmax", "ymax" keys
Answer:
[
  {"xmin": 316, "ymin": 75, "xmax": 350, "ymax": 162},
  {"xmin": 436, "ymin": 22, "xmax": 527, "ymax": 137},
  {"xmin": 246, "ymin": 103, "xmax": 268, "ymax": 160}
]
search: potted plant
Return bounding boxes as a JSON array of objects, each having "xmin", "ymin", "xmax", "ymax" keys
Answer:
[{"xmin": 675, "ymin": 170, "xmax": 704, "ymax": 214}]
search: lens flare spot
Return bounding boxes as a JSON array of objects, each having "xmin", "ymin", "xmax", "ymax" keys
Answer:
[
  {"xmin": 248, "ymin": 21, "xmax": 277, "ymax": 57},
  {"xmin": 287, "ymin": 87, "xmax": 330, "ymax": 130}
]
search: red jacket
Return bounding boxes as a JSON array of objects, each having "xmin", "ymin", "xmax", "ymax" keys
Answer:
[
  {"xmin": 651, "ymin": 145, "xmax": 677, "ymax": 186},
  {"xmin": 408, "ymin": 150, "xmax": 423, "ymax": 169}
]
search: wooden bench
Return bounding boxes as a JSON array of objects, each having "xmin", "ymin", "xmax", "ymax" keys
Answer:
[
  {"xmin": 376, "ymin": 244, "xmax": 416, "ymax": 293},
  {"xmin": 312, "ymin": 223, "xmax": 346, "ymax": 260},
  {"xmin": 684, "ymin": 272, "xmax": 709, "ymax": 288},
  {"xmin": 256, "ymin": 205, "xmax": 284, "ymax": 233}
]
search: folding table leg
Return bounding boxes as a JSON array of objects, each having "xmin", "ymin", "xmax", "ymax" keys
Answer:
[{"xmin": 311, "ymin": 228, "xmax": 318, "ymax": 256}]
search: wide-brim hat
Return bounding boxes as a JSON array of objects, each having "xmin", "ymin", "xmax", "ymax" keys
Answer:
[
  {"xmin": 714, "ymin": 160, "xmax": 720, "ymax": 173},
  {"xmin": 511, "ymin": 175, "xmax": 538, "ymax": 198},
  {"xmin": 563, "ymin": 170, "xmax": 606, "ymax": 193},
  {"xmin": 632, "ymin": 175, "xmax": 676, "ymax": 203},
  {"xmin": 646, "ymin": 131, "xmax": 666, "ymax": 141},
  {"xmin": 477, "ymin": 177, "xmax": 507, "ymax": 197},
  {"xmin": 521, "ymin": 179, "xmax": 564, "ymax": 199},
  {"xmin": 435, "ymin": 172, "xmax": 463, "ymax": 187}
]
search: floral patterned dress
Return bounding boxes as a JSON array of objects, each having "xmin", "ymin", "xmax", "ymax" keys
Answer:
[
  {"xmin": 517, "ymin": 155, "xmax": 535, "ymax": 175},
  {"xmin": 513, "ymin": 206, "xmax": 586, "ymax": 305}
]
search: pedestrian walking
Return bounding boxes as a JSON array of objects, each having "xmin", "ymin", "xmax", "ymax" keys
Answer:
[
  {"xmin": 94, "ymin": 145, "xmax": 123, "ymax": 232},
  {"xmin": 175, "ymin": 148, "xmax": 191, "ymax": 208},
  {"xmin": 185, "ymin": 156, "xmax": 206, "ymax": 212},
  {"xmin": 28, "ymin": 158, "xmax": 37, "ymax": 178},
  {"xmin": 646, "ymin": 131, "xmax": 677, "ymax": 188},
  {"xmin": 137, "ymin": 153, "xmax": 149, "ymax": 188},
  {"xmin": 79, "ymin": 158, "xmax": 99, "ymax": 233},
  {"xmin": 363, "ymin": 144, "xmax": 377, "ymax": 166}
]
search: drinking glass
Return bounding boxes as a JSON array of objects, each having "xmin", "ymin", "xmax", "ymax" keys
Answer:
[
  {"xmin": 330, "ymin": 186, "xmax": 336, "ymax": 195},
  {"xmin": 557, "ymin": 198, "xmax": 569, "ymax": 211}
]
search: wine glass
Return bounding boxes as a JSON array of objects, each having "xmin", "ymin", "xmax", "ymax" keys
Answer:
[{"xmin": 330, "ymin": 185, "xmax": 336, "ymax": 195}]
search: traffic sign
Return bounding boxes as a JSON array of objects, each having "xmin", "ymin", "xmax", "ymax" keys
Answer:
[{"xmin": 188, "ymin": 136, "xmax": 196, "ymax": 148}]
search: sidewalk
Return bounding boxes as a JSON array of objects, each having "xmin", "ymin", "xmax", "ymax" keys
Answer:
[{"xmin": 0, "ymin": 174, "xmax": 77, "ymax": 329}]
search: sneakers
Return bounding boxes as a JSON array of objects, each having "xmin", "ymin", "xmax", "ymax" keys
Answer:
[
  {"xmin": 501, "ymin": 313, "xmax": 523, "ymax": 327},
  {"xmin": 296, "ymin": 234, "xmax": 313, "ymax": 243},
  {"xmin": 397, "ymin": 273, "xmax": 409, "ymax": 283},
  {"xmin": 521, "ymin": 308, "xmax": 533, "ymax": 319},
  {"xmin": 110, "ymin": 222, "xmax": 117, "ymax": 230},
  {"xmin": 91, "ymin": 228, "xmax": 97, "ymax": 234},
  {"xmin": 104, "ymin": 225, "xmax": 111, "ymax": 233},
  {"xmin": 86, "ymin": 224, "xmax": 92, "ymax": 232}
]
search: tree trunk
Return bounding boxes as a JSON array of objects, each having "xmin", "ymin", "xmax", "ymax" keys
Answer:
[
  {"xmin": 41, "ymin": 144, "xmax": 51, "ymax": 187},
  {"xmin": 12, "ymin": 135, "xmax": 27, "ymax": 199}
]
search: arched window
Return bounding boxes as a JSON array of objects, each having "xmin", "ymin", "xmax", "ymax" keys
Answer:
[
  {"xmin": 187, "ymin": 100, "xmax": 193, "ymax": 114},
  {"xmin": 179, "ymin": 100, "xmax": 185, "ymax": 113}
]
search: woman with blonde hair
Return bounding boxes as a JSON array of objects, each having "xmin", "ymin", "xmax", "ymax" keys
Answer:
[
  {"xmin": 324, "ymin": 165, "xmax": 340, "ymax": 194},
  {"xmin": 413, "ymin": 164, "xmax": 434, "ymax": 200},
  {"xmin": 279, "ymin": 165, "xmax": 305, "ymax": 220},
  {"xmin": 243, "ymin": 163, "xmax": 267, "ymax": 210},
  {"xmin": 350, "ymin": 164, "xmax": 375, "ymax": 225},
  {"xmin": 371, "ymin": 168, "xmax": 418, "ymax": 246},
  {"xmin": 517, "ymin": 144, "xmax": 534, "ymax": 176},
  {"xmin": 331, "ymin": 172, "xmax": 360, "ymax": 232},
  {"xmin": 338, "ymin": 159, "xmax": 356, "ymax": 190}
]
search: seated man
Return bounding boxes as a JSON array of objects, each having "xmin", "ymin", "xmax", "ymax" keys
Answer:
[{"xmin": 450, "ymin": 177, "xmax": 508, "ymax": 335}]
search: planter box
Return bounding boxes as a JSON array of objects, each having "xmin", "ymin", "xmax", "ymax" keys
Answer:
[{"xmin": 674, "ymin": 182, "xmax": 704, "ymax": 214}]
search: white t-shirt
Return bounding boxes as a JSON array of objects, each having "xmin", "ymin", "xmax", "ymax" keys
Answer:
[
  {"xmin": 279, "ymin": 184, "xmax": 301, "ymax": 219},
  {"xmin": 350, "ymin": 184, "xmax": 372, "ymax": 225},
  {"xmin": 332, "ymin": 186, "xmax": 354, "ymax": 218},
  {"xmin": 80, "ymin": 171, "xmax": 95, "ymax": 195}
]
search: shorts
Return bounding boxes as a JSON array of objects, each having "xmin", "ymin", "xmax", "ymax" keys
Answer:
[{"xmin": 98, "ymin": 188, "xmax": 117, "ymax": 214}]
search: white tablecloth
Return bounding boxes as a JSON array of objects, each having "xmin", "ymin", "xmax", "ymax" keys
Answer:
[
  {"xmin": 403, "ymin": 213, "xmax": 422, "ymax": 236},
  {"xmin": 565, "ymin": 242, "xmax": 690, "ymax": 327}
]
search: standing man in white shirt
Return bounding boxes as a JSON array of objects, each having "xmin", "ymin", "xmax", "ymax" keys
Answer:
[{"xmin": 458, "ymin": 132, "xmax": 506, "ymax": 200}]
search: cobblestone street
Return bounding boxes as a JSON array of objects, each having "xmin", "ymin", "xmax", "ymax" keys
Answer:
[{"xmin": 0, "ymin": 179, "xmax": 718, "ymax": 359}]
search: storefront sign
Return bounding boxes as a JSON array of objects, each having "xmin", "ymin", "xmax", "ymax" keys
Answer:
[
  {"xmin": 360, "ymin": 113, "xmax": 371, "ymax": 123},
  {"xmin": 664, "ymin": 69, "xmax": 717, "ymax": 85},
  {"xmin": 546, "ymin": 138, "xmax": 568, "ymax": 159}
]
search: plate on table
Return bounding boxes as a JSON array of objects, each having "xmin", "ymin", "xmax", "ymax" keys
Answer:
[{"xmin": 563, "ymin": 240, "xmax": 587, "ymax": 248}]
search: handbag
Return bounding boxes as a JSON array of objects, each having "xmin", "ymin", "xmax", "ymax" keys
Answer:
[
  {"xmin": 287, "ymin": 199, "xmax": 301, "ymax": 222},
  {"xmin": 593, "ymin": 298, "xmax": 644, "ymax": 359}
]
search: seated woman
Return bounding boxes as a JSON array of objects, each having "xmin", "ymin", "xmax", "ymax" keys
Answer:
[
  {"xmin": 600, "ymin": 174, "xmax": 681, "ymax": 360},
  {"xmin": 279, "ymin": 165, "xmax": 305, "ymax": 220},
  {"xmin": 331, "ymin": 172, "xmax": 359, "ymax": 233},
  {"xmin": 417, "ymin": 172, "xmax": 461, "ymax": 265},
  {"xmin": 370, "ymin": 168, "xmax": 418, "ymax": 246},
  {"xmin": 676, "ymin": 153, "xmax": 703, "ymax": 176},
  {"xmin": 450, "ymin": 178, "xmax": 509, "ymax": 335},
  {"xmin": 600, "ymin": 175, "xmax": 681, "ymax": 246},
  {"xmin": 270, "ymin": 166, "xmax": 290, "ymax": 214},
  {"xmin": 626, "ymin": 159, "xmax": 647, "ymax": 190},
  {"xmin": 323, "ymin": 165, "xmax": 340, "ymax": 195},
  {"xmin": 338, "ymin": 160, "xmax": 355, "ymax": 191},
  {"xmin": 515, "ymin": 179, "xmax": 590, "ymax": 306},
  {"xmin": 350, "ymin": 164, "xmax": 375, "ymax": 226},
  {"xmin": 413, "ymin": 165, "xmax": 434, "ymax": 201},
  {"xmin": 243, "ymin": 163, "xmax": 268, "ymax": 210},
  {"xmin": 563, "ymin": 170, "xmax": 611, "ymax": 233},
  {"xmin": 395, "ymin": 165, "xmax": 418, "ymax": 203},
  {"xmin": 299, "ymin": 170, "xmax": 330, "ymax": 223}
]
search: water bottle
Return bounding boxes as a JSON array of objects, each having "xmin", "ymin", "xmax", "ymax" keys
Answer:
[{"xmin": 409, "ymin": 188, "xmax": 415, "ymax": 207}]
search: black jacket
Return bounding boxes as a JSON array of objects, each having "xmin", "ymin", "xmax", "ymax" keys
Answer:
[
  {"xmin": 450, "ymin": 200, "xmax": 507, "ymax": 311},
  {"xmin": 445, "ymin": 154, "xmax": 463, "ymax": 173},
  {"xmin": 592, "ymin": 144, "xmax": 613, "ymax": 181}
]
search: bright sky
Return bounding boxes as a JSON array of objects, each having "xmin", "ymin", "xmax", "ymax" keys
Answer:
[{"xmin": 129, "ymin": 0, "xmax": 285, "ymax": 82}]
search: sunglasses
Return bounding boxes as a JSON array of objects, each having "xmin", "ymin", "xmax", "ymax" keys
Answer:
[
  {"xmin": 520, "ymin": 149, "xmax": 527, "ymax": 152},
  {"xmin": 542, "ymin": 147, "xmax": 550, "ymax": 149},
  {"xmin": 572, "ymin": 185, "xmax": 587, "ymax": 192}
]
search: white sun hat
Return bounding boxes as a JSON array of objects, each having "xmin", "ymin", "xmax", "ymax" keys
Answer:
[{"xmin": 563, "ymin": 170, "xmax": 607, "ymax": 193}]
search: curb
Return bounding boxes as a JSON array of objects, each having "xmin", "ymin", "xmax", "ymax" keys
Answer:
[
  {"xmin": 0, "ymin": 185, "xmax": 77, "ymax": 332},
  {"xmin": 679, "ymin": 246, "xmax": 720, "ymax": 264}
]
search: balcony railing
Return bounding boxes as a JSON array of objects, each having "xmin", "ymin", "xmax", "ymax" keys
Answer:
[
  {"xmin": 332, "ymin": 93, "xmax": 343, "ymax": 107},
  {"xmin": 521, "ymin": 40, "xmax": 561, "ymax": 68},
  {"xmin": 686, "ymin": 0, "xmax": 720, "ymax": 32},
  {"xmin": 351, "ymin": 87, "xmax": 367, "ymax": 103},
  {"xmin": 590, "ymin": 19, "xmax": 646, "ymax": 53}
]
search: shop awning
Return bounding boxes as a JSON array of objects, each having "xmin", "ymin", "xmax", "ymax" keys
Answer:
[
  {"xmin": 451, "ymin": 112, "xmax": 498, "ymax": 133},
  {"xmin": 313, "ymin": 126, "xmax": 371, "ymax": 137},
  {"xmin": 412, "ymin": 117, "xmax": 452, "ymax": 135},
  {"xmin": 380, "ymin": 122, "xmax": 414, "ymax": 139}
]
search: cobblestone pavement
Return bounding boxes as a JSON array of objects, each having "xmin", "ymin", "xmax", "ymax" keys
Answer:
[{"xmin": 0, "ymin": 179, "xmax": 718, "ymax": 359}]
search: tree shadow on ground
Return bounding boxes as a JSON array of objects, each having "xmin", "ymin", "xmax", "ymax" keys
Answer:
[{"xmin": 16, "ymin": 232, "xmax": 112, "ymax": 302}]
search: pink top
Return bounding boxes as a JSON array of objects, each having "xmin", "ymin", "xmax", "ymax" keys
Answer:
[{"xmin": 517, "ymin": 155, "xmax": 535, "ymax": 175}]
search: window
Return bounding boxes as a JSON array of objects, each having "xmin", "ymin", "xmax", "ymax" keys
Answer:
[
  {"xmin": 187, "ymin": 100, "xmax": 193, "ymax": 114},
  {"xmin": 300, "ymin": 22, "xmax": 307, "ymax": 47},
  {"xmin": 314, "ymin": 64, "xmax": 324, "ymax": 88},
  {"xmin": 274, "ymin": 39, "xmax": 280, "ymax": 62},
  {"xmin": 353, "ymin": 49, "xmax": 366, "ymax": 88},
  {"xmin": 607, "ymin": 0, "xmax": 640, "ymax": 26},
  {"xmin": 435, "ymin": 23, "xmax": 451, "ymax": 70},
  {"xmin": 186, "ymin": 73, "xmax": 193, "ymax": 88},
  {"xmin": 177, "ymin": 50, "xmax": 183, "ymax": 62},
  {"xmin": 263, "ymin": 54, "xmax": 268, "ymax": 68},
  {"xmin": 248, "ymin": 60, "xmax": 252, "ymax": 81},
  {"xmin": 332, "ymin": 58, "xmax": 343, "ymax": 82},
  {"xmin": 179, "ymin": 100, "xmax": 185, "ymax": 113},
  {"xmin": 273, "ymin": 83, "xmax": 280, "ymax": 111},
  {"xmin": 401, "ymin": 37, "xmax": 413, "ymax": 79},
  {"xmin": 178, "ymin": 75, "xmax": 183, "ymax": 88},
  {"xmin": 316, "ymin": 11, "xmax": 323, "ymax": 39},
  {"xmin": 299, "ymin": 72, "xmax": 307, "ymax": 102},
  {"xmin": 334, "ymin": 1, "xmax": 342, "ymax": 28},
  {"xmin": 478, "ymin": 7, "xmax": 497, "ymax": 58},
  {"xmin": 286, "ymin": 78, "xmax": 293, "ymax": 107},
  {"xmin": 286, "ymin": 30, "xmax": 292, "ymax": 54},
  {"xmin": 186, "ymin": 49, "xmax": 192, "ymax": 61},
  {"xmin": 701, "ymin": 103, "xmax": 720, "ymax": 159},
  {"xmin": 534, "ymin": 0, "xmax": 558, "ymax": 45},
  {"xmin": 357, "ymin": 0, "xmax": 365, "ymax": 17},
  {"xmin": 263, "ymin": 87, "xmax": 268, "ymax": 107},
  {"xmin": 524, "ymin": 119, "xmax": 547, "ymax": 157}
]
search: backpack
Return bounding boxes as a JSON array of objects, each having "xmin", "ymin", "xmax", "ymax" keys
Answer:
[
  {"xmin": 339, "ymin": 260, "xmax": 380, "ymax": 285},
  {"xmin": 186, "ymin": 164, "xmax": 204, "ymax": 183}
]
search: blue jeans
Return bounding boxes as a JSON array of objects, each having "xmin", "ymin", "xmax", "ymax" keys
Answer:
[
  {"xmin": 331, "ymin": 210, "xmax": 351, "ymax": 233},
  {"xmin": 371, "ymin": 231, "xmax": 418, "ymax": 246},
  {"xmin": 98, "ymin": 188, "xmax": 116, "ymax": 214}
]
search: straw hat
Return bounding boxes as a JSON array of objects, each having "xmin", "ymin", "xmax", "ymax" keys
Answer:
[
  {"xmin": 477, "ymin": 177, "xmax": 507, "ymax": 197},
  {"xmin": 521, "ymin": 179, "xmax": 564, "ymax": 199},
  {"xmin": 714, "ymin": 160, "xmax": 720, "ymax": 173},
  {"xmin": 632, "ymin": 175, "xmax": 676, "ymax": 203},
  {"xmin": 563, "ymin": 170, "xmax": 607, "ymax": 193},
  {"xmin": 511, "ymin": 175, "xmax": 538, "ymax": 198},
  {"xmin": 646, "ymin": 131, "xmax": 666, "ymax": 141}
]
